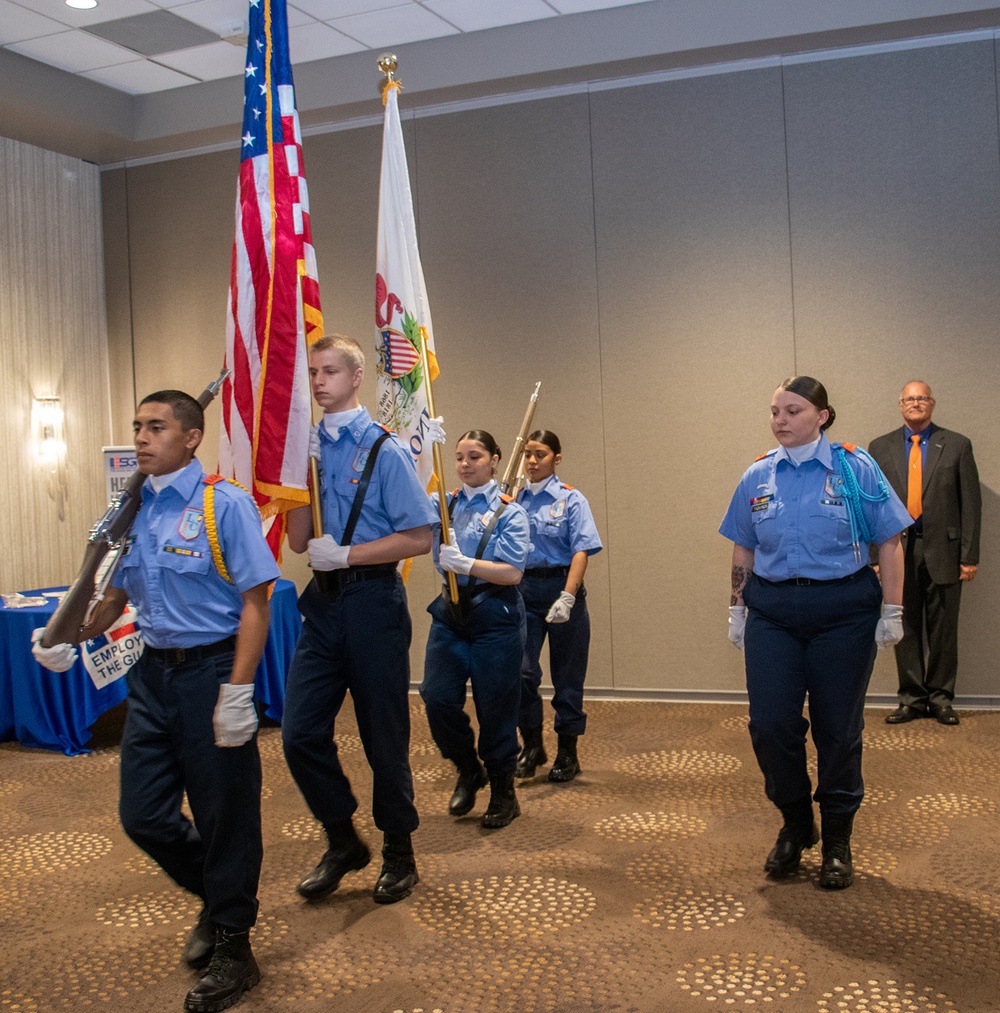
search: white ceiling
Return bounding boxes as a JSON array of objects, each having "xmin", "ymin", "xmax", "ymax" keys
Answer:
[{"xmin": 0, "ymin": 0, "xmax": 659, "ymax": 95}]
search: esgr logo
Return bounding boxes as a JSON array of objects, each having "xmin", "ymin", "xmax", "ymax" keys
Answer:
[{"xmin": 110, "ymin": 455, "xmax": 138, "ymax": 469}]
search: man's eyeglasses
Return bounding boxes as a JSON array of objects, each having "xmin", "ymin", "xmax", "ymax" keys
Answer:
[{"xmin": 900, "ymin": 396, "xmax": 933, "ymax": 405}]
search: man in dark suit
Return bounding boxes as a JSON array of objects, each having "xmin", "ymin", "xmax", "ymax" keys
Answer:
[{"xmin": 869, "ymin": 382, "xmax": 981, "ymax": 726}]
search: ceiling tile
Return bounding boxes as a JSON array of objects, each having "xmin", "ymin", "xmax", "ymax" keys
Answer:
[
  {"xmin": 0, "ymin": 0, "xmax": 67, "ymax": 45},
  {"xmin": 167, "ymin": 0, "xmax": 252, "ymax": 35},
  {"xmin": 293, "ymin": 0, "xmax": 410, "ymax": 19},
  {"xmin": 330, "ymin": 4, "xmax": 458, "ymax": 47},
  {"xmin": 81, "ymin": 57, "xmax": 200, "ymax": 92},
  {"xmin": 84, "ymin": 10, "xmax": 219, "ymax": 55},
  {"xmin": 43, "ymin": 0, "xmax": 162, "ymax": 30},
  {"xmin": 7, "ymin": 29, "xmax": 137, "ymax": 73},
  {"xmin": 288, "ymin": 21, "xmax": 367, "ymax": 63},
  {"xmin": 423, "ymin": 0, "xmax": 556, "ymax": 33},
  {"xmin": 547, "ymin": 0, "xmax": 655, "ymax": 12},
  {"xmin": 154, "ymin": 38, "xmax": 247, "ymax": 79}
]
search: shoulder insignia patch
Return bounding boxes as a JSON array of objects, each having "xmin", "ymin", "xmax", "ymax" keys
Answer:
[
  {"xmin": 499, "ymin": 493, "xmax": 514, "ymax": 504},
  {"xmin": 840, "ymin": 442, "xmax": 858, "ymax": 453},
  {"xmin": 560, "ymin": 483, "xmax": 575, "ymax": 491},
  {"xmin": 754, "ymin": 452, "xmax": 769, "ymax": 462},
  {"xmin": 203, "ymin": 474, "xmax": 225, "ymax": 485},
  {"xmin": 377, "ymin": 423, "xmax": 394, "ymax": 434}
]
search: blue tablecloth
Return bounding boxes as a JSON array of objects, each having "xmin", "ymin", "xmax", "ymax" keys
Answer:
[{"xmin": 0, "ymin": 578, "xmax": 301, "ymax": 756}]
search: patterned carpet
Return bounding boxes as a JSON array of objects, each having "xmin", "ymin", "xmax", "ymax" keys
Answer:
[{"xmin": 1, "ymin": 699, "xmax": 998, "ymax": 1013}]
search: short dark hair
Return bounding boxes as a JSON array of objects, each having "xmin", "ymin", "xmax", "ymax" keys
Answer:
[
  {"xmin": 778, "ymin": 376, "xmax": 836, "ymax": 430},
  {"xmin": 458, "ymin": 430, "xmax": 502, "ymax": 460},
  {"xmin": 139, "ymin": 390, "xmax": 204, "ymax": 432},
  {"xmin": 528, "ymin": 429, "xmax": 561, "ymax": 455}
]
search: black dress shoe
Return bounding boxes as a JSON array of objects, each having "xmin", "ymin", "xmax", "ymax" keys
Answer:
[
  {"xmin": 885, "ymin": 704, "xmax": 926, "ymax": 724},
  {"xmin": 184, "ymin": 928, "xmax": 260, "ymax": 1012},
  {"xmin": 372, "ymin": 832, "xmax": 419, "ymax": 904},
  {"xmin": 296, "ymin": 838, "xmax": 371, "ymax": 900},
  {"xmin": 548, "ymin": 733, "xmax": 581, "ymax": 783},
  {"xmin": 183, "ymin": 906, "xmax": 215, "ymax": 970},
  {"xmin": 929, "ymin": 705, "xmax": 960, "ymax": 725},
  {"xmin": 515, "ymin": 726, "xmax": 547, "ymax": 779}
]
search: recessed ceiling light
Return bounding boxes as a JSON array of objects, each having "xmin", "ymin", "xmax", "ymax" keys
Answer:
[{"xmin": 66, "ymin": 0, "xmax": 98, "ymax": 9}]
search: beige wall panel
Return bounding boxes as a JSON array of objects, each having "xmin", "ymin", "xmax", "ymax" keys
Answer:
[
  {"xmin": 784, "ymin": 42, "xmax": 1000, "ymax": 699},
  {"xmin": 0, "ymin": 137, "xmax": 110, "ymax": 592},
  {"xmin": 590, "ymin": 69, "xmax": 795, "ymax": 693},
  {"xmin": 410, "ymin": 95, "xmax": 610, "ymax": 688}
]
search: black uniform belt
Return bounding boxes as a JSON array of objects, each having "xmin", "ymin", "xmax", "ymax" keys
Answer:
[
  {"xmin": 145, "ymin": 635, "xmax": 236, "ymax": 666},
  {"xmin": 524, "ymin": 566, "xmax": 570, "ymax": 578},
  {"xmin": 313, "ymin": 564, "xmax": 397, "ymax": 595},
  {"xmin": 767, "ymin": 568, "xmax": 868, "ymax": 587},
  {"xmin": 441, "ymin": 582, "xmax": 514, "ymax": 608}
]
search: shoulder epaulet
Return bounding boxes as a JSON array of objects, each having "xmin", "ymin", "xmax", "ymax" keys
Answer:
[
  {"xmin": 560, "ymin": 483, "xmax": 576, "ymax": 491},
  {"xmin": 754, "ymin": 452, "xmax": 770, "ymax": 462},
  {"xmin": 499, "ymin": 493, "xmax": 514, "ymax": 504},
  {"xmin": 203, "ymin": 474, "xmax": 248, "ymax": 493},
  {"xmin": 839, "ymin": 442, "xmax": 858, "ymax": 453},
  {"xmin": 377, "ymin": 423, "xmax": 394, "ymax": 434}
]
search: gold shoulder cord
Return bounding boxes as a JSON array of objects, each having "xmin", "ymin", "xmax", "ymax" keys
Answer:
[{"xmin": 203, "ymin": 477, "xmax": 250, "ymax": 585}]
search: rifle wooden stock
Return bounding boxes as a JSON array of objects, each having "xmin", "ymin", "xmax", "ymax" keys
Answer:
[
  {"xmin": 498, "ymin": 381, "xmax": 541, "ymax": 496},
  {"xmin": 40, "ymin": 370, "xmax": 230, "ymax": 648}
]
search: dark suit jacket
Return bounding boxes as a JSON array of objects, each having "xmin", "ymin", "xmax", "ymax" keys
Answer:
[{"xmin": 868, "ymin": 425, "xmax": 982, "ymax": 585}]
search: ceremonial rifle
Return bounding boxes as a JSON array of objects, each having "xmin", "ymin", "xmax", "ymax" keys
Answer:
[
  {"xmin": 498, "ymin": 382, "xmax": 541, "ymax": 496},
  {"xmin": 40, "ymin": 370, "xmax": 230, "ymax": 648}
]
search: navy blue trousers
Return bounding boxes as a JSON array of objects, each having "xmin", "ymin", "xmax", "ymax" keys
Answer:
[
  {"xmin": 742, "ymin": 567, "xmax": 882, "ymax": 816},
  {"xmin": 519, "ymin": 574, "xmax": 590, "ymax": 736},
  {"xmin": 119, "ymin": 647, "xmax": 262, "ymax": 931},
  {"xmin": 282, "ymin": 577, "xmax": 418, "ymax": 834},
  {"xmin": 420, "ymin": 586, "xmax": 525, "ymax": 776}
]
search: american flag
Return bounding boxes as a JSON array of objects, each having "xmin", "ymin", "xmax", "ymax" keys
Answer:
[{"xmin": 219, "ymin": 0, "xmax": 323, "ymax": 558}]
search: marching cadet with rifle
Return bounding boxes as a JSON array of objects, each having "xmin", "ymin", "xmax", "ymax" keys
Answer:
[
  {"xmin": 281, "ymin": 334, "xmax": 436, "ymax": 906},
  {"xmin": 32, "ymin": 386, "xmax": 279, "ymax": 1013}
]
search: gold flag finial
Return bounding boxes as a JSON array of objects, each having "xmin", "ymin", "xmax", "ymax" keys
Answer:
[{"xmin": 378, "ymin": 53, "xmax": 401, "ymax": 103}]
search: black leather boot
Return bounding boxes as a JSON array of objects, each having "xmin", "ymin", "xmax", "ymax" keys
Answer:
[
  {"xmin": 183, "ymin": 905, "xmax": 215, "ymax": 969},
  {"xmin": 547, "ymin": 733, "xmax": 581, "ymax": 783},
  {"xmin": 764, "ymin": 800, "xmax": 819, "ymax": 878},
  {"xmin": 184, "ymin": 927, "xmax": 260, "ymax": 1012},
  {"xmin": 372, "ymin": 832, "xmax": 419, "ymax": 904},
  {"xmin": 819, "ymin": 812, "xmax": 855, "ymax": 889},
  {"xmin": 296, "ymin": 820, "xmax": 371, "ymax": 900},
  {"xmin": 482, "ymin": 769, "xmax": 521, "ymax": 829},
  {"xmin": 515, "ymin": 726, "xmax": 548, "ymax": 778},
  {"xmin": 449, "ymin": 755, "xmax": 489, "ymax": 816}
]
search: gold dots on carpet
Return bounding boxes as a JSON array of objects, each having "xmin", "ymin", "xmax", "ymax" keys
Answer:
[
  {"xmin": 96, "ymin": 890, "xmax": 198, "ymax": 928},
  {"xmin": 411, "ymin": 763, "xmax": 453, "ymax": 785},
  {"xmin": 411, "ymin": 875, "xmax": 596, "ymax": 941},
  {"xmin": 817, "ymin": 979, "xmax": 957, "ymax": 1012},
  {"xmin": 865, "ymin": 725, "xmax": 949, "ymax": 751},
  {"xmin": 0, "ymin": 990, "xmax": 40, "ymax": 1012},
  {"xmin": 615, "ymin": 749, "xmax": 742, "ymax": 781},
  {"xmin": 863, "ymin": 786, "xmax": 899, "ymax": 806},
  {"xmin": 0, "ymin": 778, "xmax": 25, "ymax": 797},
  {"xmin": 719, "ymin": 714, "xmax": 750, "ymax": 733},
  {"xmin": 280, "ymin": 815, "xmax": 324, "ymax": 842},
  {"xmin": 797, "ymin": 843, "xmax": 898, "ymax": 880},
  {"xmin": 635, "ymin": 887, "xmax": 747, "ymax": 931},
  {"xmin": 594, "ymin": 811, "xmax": 708, "ymax": 843},
  {"xmin": 259, "ymin": 936, "xmax": 390, "ymax": 1000},
  {"xmin": 906, "ymin": 793, "xmax": 997, "ymax": 819},
  {"xmin": 1, "ymin": 831, "xmax": 113, "ymax": 877},
  {"xmin": 122, "ymin": 852, "xmax": 161, "ymax": 876},
  {"xmin": 676, "ymin": 952, "xmax": 806, "ymax": 1003}
]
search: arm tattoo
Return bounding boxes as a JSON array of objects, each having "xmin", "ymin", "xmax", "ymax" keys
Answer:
[{"xmin": 730, "ymin": 566, "xmax": 751, "ymax": 606}]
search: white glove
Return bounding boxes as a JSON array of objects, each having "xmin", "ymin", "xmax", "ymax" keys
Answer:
[
  {"xmin": 31, "ymin": 627, "xmax": 78, "ymax": 672},
  {"xmin": 213, "ymin": 683, "xmax": 258, "ymax": 747},
  {"xmin": 308, "ymin": 535, "xmax": 350, "ymax": 571},
  {"xmin": 875, "ymin": 604, "xmax": 904, "ymax": 650},
  {"xmin": 427, "ymin": 416, "xmax": 447, "ymax": 445},
  {"xmin": 727, "ymin": 606, "xmax": 747, "ymax": 652},
  {"xmin": 439, "ymin": 532, "xmax": 475, "ymax": 575},
  {"xmin": 308, "ymin": 423, "xmax": 321, "ymax": 460},
  {"xmin": 546, "ymin": 591, "xmax": 576, "ymax": 624}
]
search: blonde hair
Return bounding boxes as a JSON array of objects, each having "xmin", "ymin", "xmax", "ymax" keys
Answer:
[{"xmin": 311, "ymin": 333, "xmax": 365, "ymax": 372}]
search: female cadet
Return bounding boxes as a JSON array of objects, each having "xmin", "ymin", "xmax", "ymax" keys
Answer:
[
  {"xmin": 719, "ymin": 377, "xmax": 910, "ymax": 889},
  {"xmin": 514, "ymin": 430, "xmax": 603, "ymax": 783},
  {"xmin": 420, "ymin": 430, "xmax": 530, "ymax": 829}
]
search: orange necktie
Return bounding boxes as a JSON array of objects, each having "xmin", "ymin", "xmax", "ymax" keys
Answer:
[{"xmin": 907, "ymin": 434, "xmax": 922, "ymax": 520}]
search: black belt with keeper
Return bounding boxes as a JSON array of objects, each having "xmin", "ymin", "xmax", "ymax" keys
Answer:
[
  {"xmin": 313, "ymin": 563, "xmax": 398, "ymax": 595},
  {"xmin": 524, "ymin": 565, "xmax": 570, "ymax": 578},
  {"xmin": 765, "ymin": 568, "xmax": 869, "ymax": 587},
  {"xmin": 145, "ymin": 635, "xmax": 236, "ymax": 666}
]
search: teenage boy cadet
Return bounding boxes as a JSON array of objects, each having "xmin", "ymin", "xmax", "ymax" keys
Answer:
[
  {"xmin": 282, "ymin": 334, "xmax": 436, "ymax": 905},
  {"xmin": 32, "ymin": 389, "xmax": 279, "ymax": 1013}
]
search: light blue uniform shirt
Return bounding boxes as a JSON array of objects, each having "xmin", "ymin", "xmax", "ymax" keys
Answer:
[
  {"xmin": 517, "ymin": 474, "xmax": 603, "ymax": 567},
  {"xmin": 719, "ymin": 433, "xmax": 911, "ymax": 581},
  {"xmin": 316, "ymin": 407, "xmax": 436, "ymax": 543},
  {"xmin": 432, "ymin": 480, "xmax": 530, "ymax": 586},
  {"xmin": 113, "ymin": 458, "xmax": 280, "ymax": 648}
]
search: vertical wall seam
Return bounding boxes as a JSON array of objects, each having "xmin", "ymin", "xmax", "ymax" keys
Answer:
[{"xmin": 779, "ymin": 61, "xmax": 798, "ymax": 376}]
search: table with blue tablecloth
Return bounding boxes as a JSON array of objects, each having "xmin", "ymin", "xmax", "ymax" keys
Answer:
[{"xmin": 0, "ymin": 578, "xmax": 301, "ymax": 756}]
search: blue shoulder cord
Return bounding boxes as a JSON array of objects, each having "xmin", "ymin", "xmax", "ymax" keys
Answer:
[{"xmin": 833, "ymin": 445, "xmax": 891, "ymax": 562}]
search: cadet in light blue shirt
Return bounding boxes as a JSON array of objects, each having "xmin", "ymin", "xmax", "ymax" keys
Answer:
[
  {"xmin": 420, "ymin": 429, "xmax": 530, "ymax": 831},
  {"xmin": 719, "ymin": 376, "xmax": 909, "ymax": 893},
  {"xmin": 514, "ymin": 430, "xmax": 602, "ymax": 786}
]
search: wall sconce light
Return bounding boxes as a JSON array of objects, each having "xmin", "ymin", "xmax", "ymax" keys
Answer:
[{"xmin": 33, "ymin": 396, "xmax": 66, "ymax": 467}]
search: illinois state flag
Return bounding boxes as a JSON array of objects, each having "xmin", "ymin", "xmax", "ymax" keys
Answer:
[
  {"xmin": 375, "ymin": 80, "xmax": 439, "ymax": 493},
  {"xmin": 219, "ymin": 0, "xmax": 323, "ymax": 557}
]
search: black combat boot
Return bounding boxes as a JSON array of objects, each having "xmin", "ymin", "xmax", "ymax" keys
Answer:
[
  {"xmin": 482, "ymin": 769, "xmax": 521, "ymax": 829},
  {"xmin": 183, "ymin": 905, "xmax": 215, "ymax": 969},
  {"xmin": 449, "ymin": 755, "xmax": 489, "ymax": 816},
  {"xmin": 372, "ymin": 832, "xmax": 419, "ymax": 904},
  {"xmin": 296, "ymin": 819, "xmax": 371, "ymax": 900},
  {"xmin": 184, "ymin": 927, "xmax": 260, "ymax": 1012},
  {"xmin": 819, "ymin": 812, "xmax": 855, "ymax": 889},
  {"xmin": 515, "ymin": 726, "xmax": 548, "ymax": 778},
  {"xmin": 764, "ymin": 799, "xmax": 819, "ymax": 878},
  {"xmin": 547, "ymin": 733, "xmax": 581, "ymax": 783}
]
